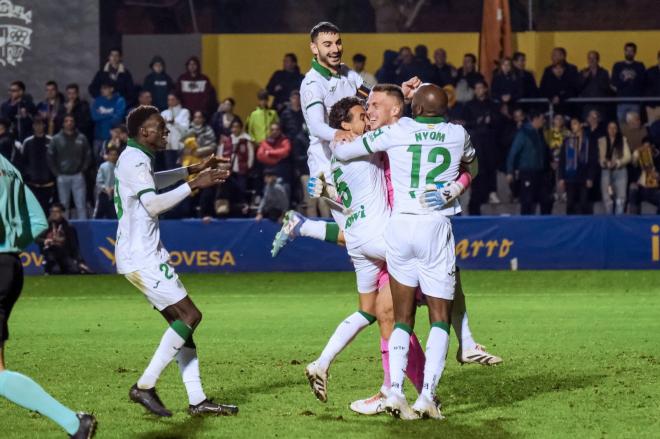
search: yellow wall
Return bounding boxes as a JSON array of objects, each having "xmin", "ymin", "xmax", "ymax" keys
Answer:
[{"xmin": 202, "ymin": 31, "xmax": 660, "ymax": 119}]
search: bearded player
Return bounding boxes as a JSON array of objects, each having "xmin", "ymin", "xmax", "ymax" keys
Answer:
[
  {"xmin": 277, "ymin": 86, "xmax": 501, "ymax": 415},
  {"xmin": 114, "ymin": 106, "xmax": 238, "ymax": 418}
]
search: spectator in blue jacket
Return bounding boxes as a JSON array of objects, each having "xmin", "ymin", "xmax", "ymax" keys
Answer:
[
  {"xmin": 91, "ymin": 80, "xmax": 126, "ymax": 163},
  {"xmin": 506, "ymin": 110, "xmax": 553, "ymax": 215},
  {"xmin": 612, "ymin": 42, "xmax": 646, "ymax": 122},
  {"xmin": 142, "ymin": 55, "xmax": 173, "ymax": 111}
]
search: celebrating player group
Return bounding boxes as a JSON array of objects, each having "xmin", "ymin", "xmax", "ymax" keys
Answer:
[{"xmin": 272, "ymin": 21, "xmax": 502, "ymax": 420}]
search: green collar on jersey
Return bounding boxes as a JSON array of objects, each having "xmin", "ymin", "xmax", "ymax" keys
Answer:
[
  {"xmin": 127, "ymin": 138, "xmax": 155, "ymax": 159},
  {"xmin": 311, "ymin": 58, "xmax": 340, "ymax": 80},
  {"xmin": 414, "ymin": 116, "xmax": 447, "ymax": 124}
]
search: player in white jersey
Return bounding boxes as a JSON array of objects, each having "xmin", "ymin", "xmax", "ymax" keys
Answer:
[
  {"xmin": 114, "ymin": 105, "xmax": 238, "ymax": 418},
  {"xmin": 304, "ymin": 97, "xmax": 394, "ymax": 402},
  {"xmin": 281, "ymin": 87, "xmax": 501, "ymax": 414},
  {"xmin": 300, "ymin": 21, "xmax": 420, "ymax": 210},
  {"xmin": 334, "ymin": 84, "xmax": 474, "ymax": 420}
]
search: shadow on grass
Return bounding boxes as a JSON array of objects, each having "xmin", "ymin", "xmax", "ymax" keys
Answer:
[{"xmin": 135, "ymin": 416, "xmax": 207, "ymax": 439}]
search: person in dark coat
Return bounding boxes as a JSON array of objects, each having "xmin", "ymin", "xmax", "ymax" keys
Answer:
[
  {"xmin": 376, "ymin": 50, "xmax": 400, "ymax": 84},
  {"xmin": 512, "ymin": 52, "xmax": 538, "ymax": 99},
  {"xmin": 462, "ymin": 80, "xmax": 504, "ymax": 214},
  {"xmin": 88, "ymin": 48, "xmax": 135, "ymax": 104},
  {"xmin": 15, "ymin": 117, "xmax": 56, "ymax": 213},
  {"xmin": 266, "ymin": 53, "xmax": 304, "ymax": 113},
  {"xmin": 142, "ymin": 55, "xmax": 174, "ymax": 111},
  {"xmin": 558, "ymin": 117, "xmax": 599, "ymax": 214}
]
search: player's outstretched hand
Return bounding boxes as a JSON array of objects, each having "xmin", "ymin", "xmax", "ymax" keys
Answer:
[
  {"xmin": 402, "ymin": 76, "xmax": 422, "ymax": 99},
  {"xmin": 334, "ymin": 129, "xmax": 357, "ymax": 143},
  {"xmin": 189, "ymin": 168, "xmax": 231, "ymax": 190},
  {"xmin": 188, "ymin": 155, "xmax": 231, "ymax": 174},
  {"xmin": 307, "ymin": 174, "xmax": 324, "ymax": 199},
  {"xmin": 420, "ymin": 182, "xmax": 464, "ymax": 210}
]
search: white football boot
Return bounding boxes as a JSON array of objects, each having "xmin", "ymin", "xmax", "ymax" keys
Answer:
[
  {"xmin": 384, "ymin": 393, "xmax": 419, "ymax": 420},
  {"xmin": 457, "ymin": 344, "xmax": 503, "ymax": 366},
  {"xmin": 349, "ymin": 387, "xmax": 388, "ymax": 415},
  {"xmin": 304, "ymin": 361, "xmax": 328, "ymax": 402},
  {"xmin": 412, "ymin": 394, "xmax": 444, "ymax": 420}
]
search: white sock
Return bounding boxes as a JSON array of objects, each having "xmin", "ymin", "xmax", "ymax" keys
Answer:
[
  {"xmin": 452, "ymin": 286, "xmax": 477, "ymax": 351},
  {"xmin": 137, "ymin": 323, "xmax": 190, "ymax": 389},
  {"xmin": 300, "ymin": 219, "xmax": 326, "ymax": 240},
  {"xmin": 176, "ymin": 345, "xmax": 207, "ymax": 406},
  {"xmin": 422, "ymin": 324, "xmax": 450, "ymax": 400},
  {"xmin": 388, "ymin": 325, "xmax": 411, "ymax": 396},
  {"xmin": 317, "ymin": 311, "xmax": 374, "ymax": 370}
]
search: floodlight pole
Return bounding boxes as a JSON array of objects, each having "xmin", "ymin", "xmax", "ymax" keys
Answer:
[
  {"xmin": 189, "ymin": 0, "xmax": 199, "ymax": 33},
  {"xmin": 527, "ymin": 0, "xmax": 533, "ymax": 31}
]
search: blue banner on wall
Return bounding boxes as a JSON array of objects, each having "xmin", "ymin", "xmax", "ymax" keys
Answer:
[{"xmin": 20, "ymin": 216, "xmax": 660, "ymax": 275}]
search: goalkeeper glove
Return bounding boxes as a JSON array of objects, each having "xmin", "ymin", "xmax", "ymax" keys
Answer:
[{"xmin": 420, "ymin": 181, "xmax": 464, "ymax": 210}]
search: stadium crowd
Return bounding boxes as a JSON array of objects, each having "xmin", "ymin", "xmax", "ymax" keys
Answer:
[{"xmin": 2, "ymin": 43, "xmax": 660, "ymax": 220}]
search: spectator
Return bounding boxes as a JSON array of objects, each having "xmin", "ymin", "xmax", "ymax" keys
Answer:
[
  {"xmin": 375, "ymin": 50, "xmax": 400, "ymax": 84},
  {"xmin": 256, "ymin": 169, "xmax": 289, "ymax": 222},
  {"xmin": 545, "ymin": 114, "xmax": 570, "ymax": 161},
  {"xmin": 130, "ymin": 89, "xmax": 154, "ymax": 114},
  {"xmin": 279, "ymin": 90, "xmax": 304, "ymax": 140},
  {"xmin": 621, "ymin": 111, "xmax": 647, "ymax": 154},
  {"xmin": 88, "ymin": 48, "xmax": 135, "ymax": 103},
  {"xmin": 585, "ymin": 109, "xmax": 606, "ymax": 154},
  {"xmin": 539, "ymin": 63, "xmax": 576, "ymax": 117},
  {"xmin": 266, "ymin": 53, "xmax": 304, "ymax": 113},
  {"xmin": 456, "ymin": 53, "xmax": 486, "ymax": 89},
  {"xmin": 217, "ymin": 119, "xmax": 255, "ymax": 216},
  {"xmin": 175, "ymin": 56, "xmax": 217, "ymax": 117},
  {"xmin": 47, "ymin": 114, "xmax": 91, "ymax": 219},
  {"xmin": 645, "ymin": 50, "xmax": 660, "ymax": 124},
  {"xmin": 188, "ymin": 110, "xmax": 217, "ymax": 152},
  {"xmin": 91, "ymin": 80, "xmax": 126, "ymax": 163},
  {"xmin": 579, "ymin": 50, "xmax": 611, "ymax": 98},
  {"xmin": 578, "ymin": 50, "xmax": 612, "ymax": 117},
  {"xmin": 491, "ymin": 57, "xmax": 523, "ymax": 107},
  {"xmin": 462, "ymin": 80, "xmax": 503, "ymax": 213},
  {"xmin": 395, "ymin": 46, "xmax": 415, "ymax": 84},
  {"xmin": 210, "ymin": 97, "xmax": 241, "ymax": 139},
  {"xmin": 1, "ymin": 80, "xmax": 36, "ymax": 142},
  {"xmin": 160, "ymin": 93, "xmax": 190, "ymax": 170},
  {"xmin": 629, "ymin": 137, "xmax": 660, "ymax": 214},
  {"xmin": 36, "ymin": 81, "xmax": 66, "ymax": 136},
  {"xmin": 512, "ymin": 51, "xmax": 538, "ymax": 98},
  {"xmin": 598, "ymin": 121, "xmax": 631, "ymax": 214},
  {"xmin": 612, "ymin": 42, "xmax": 646, "ymax": 122},
  {"xmin": 352, "ymin": 53, "xmax": 377, "ymax": 87},
  {"xmin": 100, "ymin": 124, "xmax": 128, "ymax": 158},
  {"xmin": 432, "ymin": 48, "xmax": 457, "ymax": 87},
  {"xmin": 0, "ymin": 118, "xmax": 14, "ymax": 160},
  {"xmin": 506, "ymin": 111, "xmax": 553, "ymax": 215},
  {"xmin": 64, "ymin": 84, "xmax": 92, "ymax": 142},
  {"xmin": 15, "ymin": 117, "xmax": 55, "ymax": 213},
  {"xmin": 94, "ymin": 146, "xmax": 118, "ymax": 219},
  {"xmin": 246, "ymin": 89, "xmax": 279, "ymax": 144},
  {"xmin": 558, "ymin": 117, "xmax": 598, "ymax": 214},
  {"xmin": 37, "ymin": 203, "xmax": 91, "ymax": 275},
  {"xmin": 257, "ymin": 122, "xmax": 291, "ymax": 184},
  {"xmin": 142, "ymin": 55, "xmax": 174, "ymax": 111},
  {"xmin": 409, "ymin": 45, "xmax": 436, "ymax": 83}
]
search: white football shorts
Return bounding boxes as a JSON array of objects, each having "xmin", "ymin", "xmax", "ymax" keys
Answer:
[
  {"xmin": 125, "ymin": 260, "xmax": 187, "ymax": 311},
  {"xmin": 347, "ymin": 237, "xmax": 387, "ymax": 294},
  {"xmin": 385, "ymin": 213, "xmax": 456, "ymax": 300}
]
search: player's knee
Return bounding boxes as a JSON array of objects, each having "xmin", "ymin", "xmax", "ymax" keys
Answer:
[{"xmin": 182, "ymin": 308, "xmax": 202, "ymax": 328}]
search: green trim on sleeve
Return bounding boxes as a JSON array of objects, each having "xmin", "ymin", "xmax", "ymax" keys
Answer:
[
  {"xmin": 305, "ymin": 101, "xmax": 323, "ymax": 110},
  {"xmin": 137, "ymin": 188, "xmax": 156, "ymax": 199},
  {"xmin": 362, "ymin": 137, "xmax": 373, "ymax": 153}
]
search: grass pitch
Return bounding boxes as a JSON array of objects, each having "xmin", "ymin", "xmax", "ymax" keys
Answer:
[{"xmin": 1, "ymin": 271, "xmax": 659, "ymax": 438}]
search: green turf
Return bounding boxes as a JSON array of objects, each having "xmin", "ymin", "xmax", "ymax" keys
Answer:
[{"xmin": 1, "ymin": 271, "xmax": 659, "ymax": 438}]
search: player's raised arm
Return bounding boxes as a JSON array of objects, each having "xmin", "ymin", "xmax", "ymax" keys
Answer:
[
  {"xmin": 153, "ymin": 155, "xmax": 229, "ymax": 189},
  {"xmin": 333, "ymin": 125, "xmax": 394, "ymax": 161}
]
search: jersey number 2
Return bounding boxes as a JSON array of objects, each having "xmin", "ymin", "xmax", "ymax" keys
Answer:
[{"xmin": 407, "ymin": 144, "xmax": 450, "ymax": 188}]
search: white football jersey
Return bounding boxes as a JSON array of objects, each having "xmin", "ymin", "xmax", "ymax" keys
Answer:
[
  {"xmin": 335, "ymin": 116, "xmax": 475, "ymax": 216},
  {"xmin": 300, "ymin": 58, "xmax": 364, "ymax": 177},
  {"xmin": 330, "ymin": 148, "xmax": 390, "ymax": 250},
  {"xmin": 113, "ymin": 140, "xmax": 169, "ymax": 274}
]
